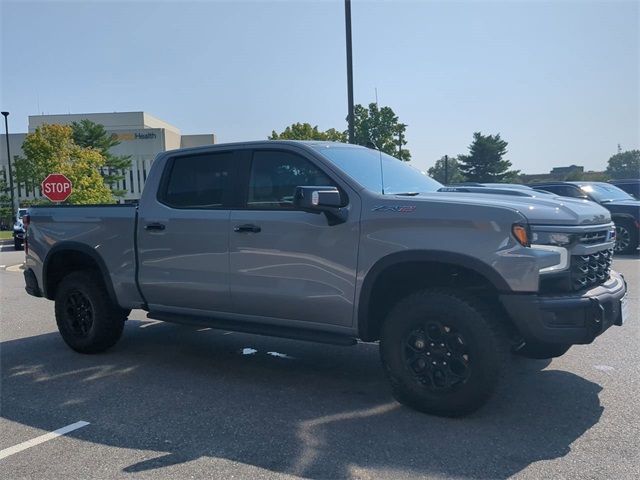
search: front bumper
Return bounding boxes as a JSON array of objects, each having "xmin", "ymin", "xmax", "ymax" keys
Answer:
[
  {"xmin": 500, "ymin": 271, "xmax": 626, "ymax": 345},
  {"xmin": 13, "ymin": 231, "xmax": 24, "ymax": 240}
]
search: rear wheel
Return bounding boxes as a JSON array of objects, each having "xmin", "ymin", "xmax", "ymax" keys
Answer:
[
  {"xmin": 614, "ymin": 220, "xmax": 638, "ymax": 255},
  {"xmin": 380, "ymin": 289, "xmax": 508, "ymax": 417},
  {"xmin": 513, "ymin": 341, "xmax": 571, "ymax": 359},
  {"xmin": 55, "ymin": 271, "xmax": 127, "ymax": 353}
]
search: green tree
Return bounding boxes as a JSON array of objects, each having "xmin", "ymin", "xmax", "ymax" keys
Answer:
[
  {"xmin": 14, "ymin": 124, "xmax": 115, "ymax": 205},
  {"xmin": 71, "ymin": 119, "xmax": 132, "ymax": 197},
  {"xmin": 606, "ymin": 149, "xmax": 640, "ymax": 179},
  {"xmin": 352, "ymin": 103, "xmax": 410, "ymax": 161},
  {"xmin": 269, "ymin": 122, "xmax": 347, "ymax": 142},
  {"xmin": 458, "ymin": 132, "xmax": 519, "ymax": 182},
  {"xmin": 428, "ymin": 156, "xmax": 465, "ymax": 184},
  {"xmin": 0, "ymin": 176, "xmax": 12, "ymax": 227}
]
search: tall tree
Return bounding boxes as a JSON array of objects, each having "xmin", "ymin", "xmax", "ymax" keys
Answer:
[
  {"xmin": 270, "ymin": 123, "xmax": 347, "ymax": 142},
  {"xmin": 0, "ymin": 176, "xmax": 12, "ymax": 227},
  {"xmin": 71, "ymin": 119, "xmax": 131, "ymax": 197},
  {"xmin": 14, "ymin": 124, "xmax": 114, "ymax": 204},
  {"xmin": 458, "ymin": 132, "xmax": 519, "ymax": 182},
  {"xmin": 428, "ymin": 156, "xmax": 465, "ymax": 184},
  {"xmin": 352, "ymin": 103, "xmax": 410, "ymax": 161},
  {"xmin": 606, "ymin": 149, "xmax": 640, "ymax": 179}
]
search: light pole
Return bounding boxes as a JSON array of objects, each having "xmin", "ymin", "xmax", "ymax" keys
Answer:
[
  {"xmin": 1, "ymin": 111, "xmax": 16, "ymax": 214},
  {"xmin": 345, "ymin": 0, "xmax": 355, "ymax": 144}
]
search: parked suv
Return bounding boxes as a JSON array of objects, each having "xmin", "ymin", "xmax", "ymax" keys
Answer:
[
  {"xmin": 23, "ymin": 142, "xmax": 628, "ymax": 416},
  {"xmin": 532, "ymin": 182, "xmax": 640, "ymax": 254},
  {"xmin": 609, "ymin": 179, "xmax": 640, "ymax": 200}
]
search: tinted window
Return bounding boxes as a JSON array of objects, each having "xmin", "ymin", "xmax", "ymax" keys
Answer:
[
  {"xmin": 247, "ymin": 151, "xmax": 335, "ymax": 209},
  {"xmin": 535, "ymin": 185, "xmax": 584, "ymax": 198},
  {"xmin": 312, "ymin": 144, "xmax": 442, "ymax": 195},
  {"xmin": 579, "ymin": 183, "xmax": 635, "ymax": 202},
  {"xmin": 163, "ymin": 152, "xmax": 233, "ymax": 208}
]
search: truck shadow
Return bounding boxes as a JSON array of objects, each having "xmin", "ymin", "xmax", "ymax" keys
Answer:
[{"xmin": 1, "ymin": 319, "xmax": 603, "ymax": 479}]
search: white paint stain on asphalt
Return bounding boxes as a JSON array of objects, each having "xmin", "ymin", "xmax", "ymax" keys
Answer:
[
  {"xmin": 594, "ymin": 365, "xmax": 615, "ymax": 372},
  {"xmin": 139, "ymin": 320, "xmax": 163, "ymax": 328},
  {"xmin": 0, "ymin": 421, "xmax": 90, "ymax": 460},
  {"xmin": 6, "ymin": 264, "xmax": 24, "ymax": 272},
  {"xmin": 267, "ymin": 351, "xmax": 294, "ymax": 359},
  {"xmin": 241, "ymin": 348, "xmax": 257, "ymax": 355}
]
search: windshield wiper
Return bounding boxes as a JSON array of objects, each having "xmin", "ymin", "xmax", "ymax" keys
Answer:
[{"xmin": 393, "ymin": 192, "xmax": 421, "ymax": 196}]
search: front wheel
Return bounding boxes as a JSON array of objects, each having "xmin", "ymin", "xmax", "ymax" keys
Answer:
[
  {"xmin": 14, "ymin": 238, "xmax": 22, "ymax": 250},
  {"xmin": 55, "ymin": 270, "xmax": 127, "ymax": 354},
  {"xmin": 380, "ymin": 289, "xmax": 508, "ymax": 417}
]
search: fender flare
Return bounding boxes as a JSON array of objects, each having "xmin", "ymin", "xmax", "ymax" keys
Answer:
[
  {"xmin": 357, "ymin": 250, "xmax": 511, "ymax": 339},
  {"xmin": 43, "ymin": 242, "xmax": 117, "ymax": 303}
]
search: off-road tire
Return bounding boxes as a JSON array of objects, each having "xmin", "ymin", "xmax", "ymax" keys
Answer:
[
  {"xmin": 514, "ymin": 341, "xmax": 571, "ymax": 360},
  {"xmin": 55, "ymin": 270, "xmax": 127, "ymax": 354},
  {"xmin": 380, "ymin": 289, "xmax": 508, "ymax": 417}
]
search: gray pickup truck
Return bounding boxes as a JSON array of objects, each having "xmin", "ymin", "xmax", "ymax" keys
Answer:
[{"xmin": 23, "ymin": 141, "xmax": 628, "ymax": 416}]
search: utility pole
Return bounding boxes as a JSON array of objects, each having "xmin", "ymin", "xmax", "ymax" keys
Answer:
[
  {"xmin": 444, "ymin": 155, "xmax": 449, "ymax": 185},
  {"xmin": 1, "ymin": 111, "xmax": 15, "ymax": 213},
  {"xmin": 345, "ymin": 0, "xmax": 355, "ymax": 144}
]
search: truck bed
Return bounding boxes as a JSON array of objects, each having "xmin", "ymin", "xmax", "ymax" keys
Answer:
[{"xmin": 25, "ymin": 204, "xmax": 142, "ymax": 309}]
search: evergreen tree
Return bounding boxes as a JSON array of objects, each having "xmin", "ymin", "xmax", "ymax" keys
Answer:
[
  {"xmin": 458, "ymin": 132, "xmax": 519, "ymax": 182},
  {"xmin": 71, "ymin": 119, "xmax": 131, "ymax": 197}
]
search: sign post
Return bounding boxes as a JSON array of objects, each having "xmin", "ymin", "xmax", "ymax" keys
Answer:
[{"xmin": 41, "ymin": 174, "xmax": 73, "ymax": 203}]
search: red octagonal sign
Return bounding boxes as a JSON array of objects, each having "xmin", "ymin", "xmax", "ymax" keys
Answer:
[{"xmin": 41, "ymin": 174, "xmax": 73, "ymax": 202}]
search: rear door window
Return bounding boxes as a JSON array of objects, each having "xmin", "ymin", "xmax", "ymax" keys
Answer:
[{"xmin": 161, "ymin": 152, "xmax": 234, "ymax": 208}]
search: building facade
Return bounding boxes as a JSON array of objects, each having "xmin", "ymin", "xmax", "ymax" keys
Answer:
[{"xmin": 0, "ymin": 111, "xmax": 215, "ymax": 204}]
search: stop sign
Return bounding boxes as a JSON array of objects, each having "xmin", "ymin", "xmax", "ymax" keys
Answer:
[{"xmin": 41, "ymin": 174, "xmax": 73, "ymax": 202}]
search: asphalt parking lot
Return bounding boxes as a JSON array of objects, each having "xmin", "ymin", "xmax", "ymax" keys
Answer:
[{"xmin": 0, "ymin": 243, "xmax": 638, "ymax": 480}]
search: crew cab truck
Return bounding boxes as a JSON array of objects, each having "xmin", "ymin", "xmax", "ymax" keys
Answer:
[{"xmin": 23, "ymin": 141, "xmax": 628, "ymax": 417}]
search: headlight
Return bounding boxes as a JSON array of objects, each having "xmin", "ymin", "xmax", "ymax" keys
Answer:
[{"xmin": 531, "ymin": 231, "xmax": 572, "ymax": 246}]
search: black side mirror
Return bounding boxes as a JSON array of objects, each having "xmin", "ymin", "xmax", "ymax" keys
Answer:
[{"xmin": 293, "ymin": 186, "xmax": 347, "ymax": 225}]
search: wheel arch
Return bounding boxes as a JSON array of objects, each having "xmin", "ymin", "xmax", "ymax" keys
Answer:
[
  {"xmin": 357, "ymin": 250, "xmax": 511, "ymax": 342},
  {"xmin": 43, "ymin": 242, "xmax": 117, "ymax": 303}
]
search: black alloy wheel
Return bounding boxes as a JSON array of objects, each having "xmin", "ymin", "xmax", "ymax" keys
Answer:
[
  {"xmin": 64, "ymin": 290, "xmax": 95, "ymax": 337},
  {"xmin": 403, "ymin": 321, "xmax": 470, "ymax": 391}
]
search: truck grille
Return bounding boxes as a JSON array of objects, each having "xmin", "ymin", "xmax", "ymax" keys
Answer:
[
  {"xmin": 578, "ymin": 230, "xmax": 610, "ymax": 245},
  {"xmin": 570, "ymin": 248, "xmax": 613, "ymax": 290}
]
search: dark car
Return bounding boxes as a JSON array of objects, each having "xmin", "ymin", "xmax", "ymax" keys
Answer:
[
  {"xmin": 531, "ymin": 182, "xmax": 640, "ymax": 254},
  {"xmin": 609, "ymin": 179, "xmax": 640, "ymax": 200}
]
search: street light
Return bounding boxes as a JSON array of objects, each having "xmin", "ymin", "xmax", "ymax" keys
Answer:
[
  {"xmin": 345, "ymin": 0, "xmax": 355, "ymax": 144},
  {"xmin": 1, "ymin": 111, "xmax": 16, "ymax": 214}
]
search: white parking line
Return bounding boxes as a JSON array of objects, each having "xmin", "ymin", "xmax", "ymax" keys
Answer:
[{"xmin": 0, "ymin": 421, "xmax": 90, "ymax": 460}]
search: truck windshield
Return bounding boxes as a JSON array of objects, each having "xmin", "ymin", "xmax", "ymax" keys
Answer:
[{"xmin": 314, "ymin": 144, "xmax": 442, "ymax": 195}]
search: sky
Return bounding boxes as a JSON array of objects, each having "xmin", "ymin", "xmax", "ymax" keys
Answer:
[{"xmin": 1, "ymin": 0, "xmax": 638, "ymax": 174}]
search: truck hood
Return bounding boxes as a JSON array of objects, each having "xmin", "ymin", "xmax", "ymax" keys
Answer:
[{"xmin": 405, "ymin": 191, "xmax": 612, "ymax": 226}]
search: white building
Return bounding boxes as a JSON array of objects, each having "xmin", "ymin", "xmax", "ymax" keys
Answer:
[{"xmin": 0, "ymin": 111, "xmax": 216, "ymax": 203}]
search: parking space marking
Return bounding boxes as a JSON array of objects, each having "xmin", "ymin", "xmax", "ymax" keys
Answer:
[
  {"xmin": 6, "ymin": 264, "xmax": 24, "ymax": 273},
  {"xmin": 0, "ymin": 421, "xmax": 90, "ymax": 460}
]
